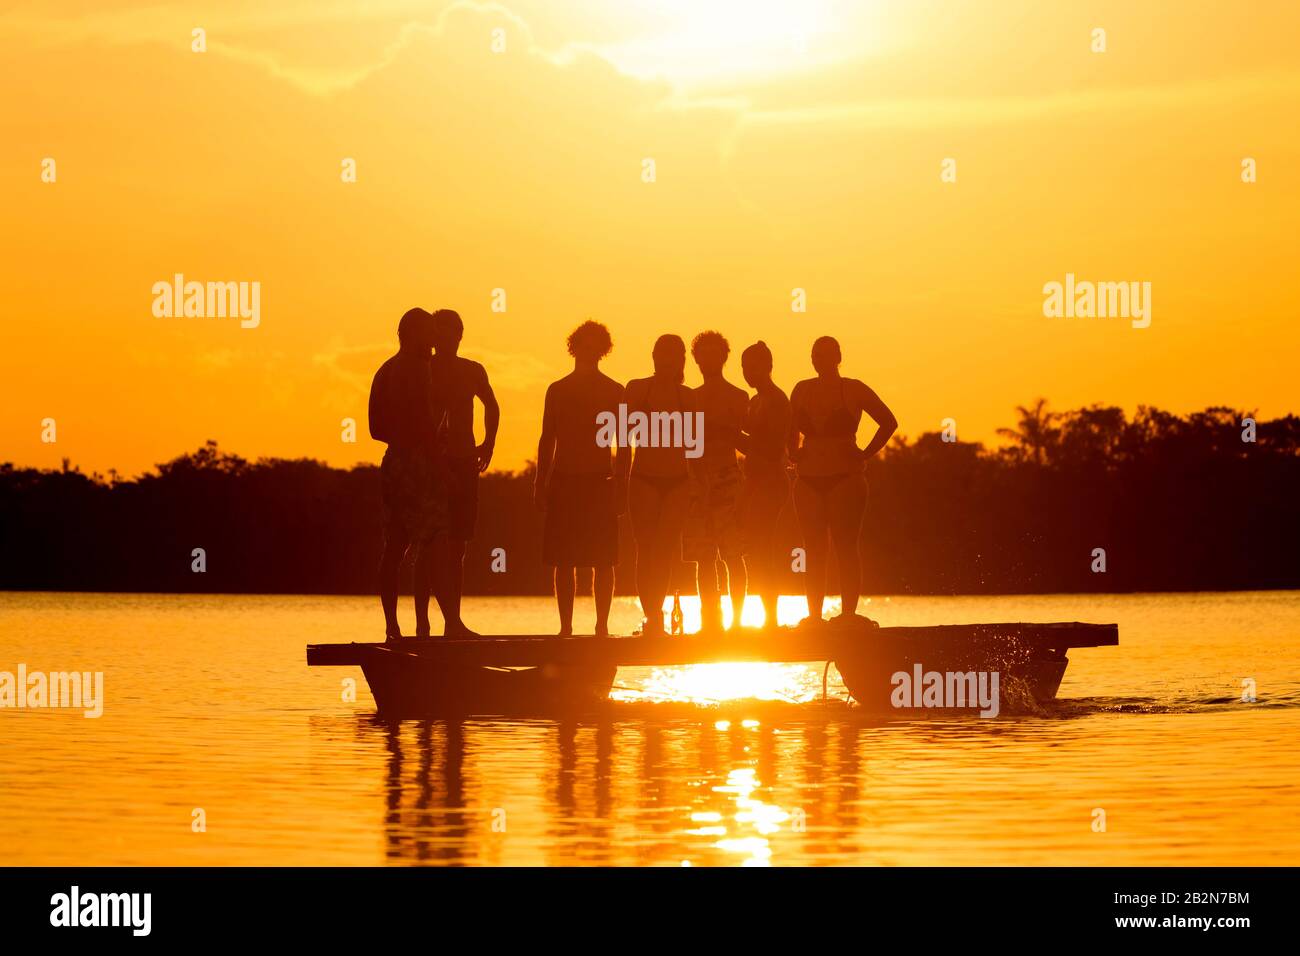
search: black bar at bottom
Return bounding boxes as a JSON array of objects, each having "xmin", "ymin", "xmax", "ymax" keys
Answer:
[{"xmin": 0, "ymin": 867, "xmax": 1278, "ymax": 942}]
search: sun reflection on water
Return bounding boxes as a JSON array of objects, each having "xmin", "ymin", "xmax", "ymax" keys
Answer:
[
  {"xmin": 621, "ymin": 661, "xmax": 823, "ymax": 703},
  {"xmin": 710, "ymin": 766, "xmax": 793, "ymax": 866},
  {"xmin": 610, "ymin": 593, "xmax": 842, "ymax": 705}
]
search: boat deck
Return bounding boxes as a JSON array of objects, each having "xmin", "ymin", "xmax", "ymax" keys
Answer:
[{"xmin": 307, "ymin": 622, "xmax": 1118, "ymax": 669}]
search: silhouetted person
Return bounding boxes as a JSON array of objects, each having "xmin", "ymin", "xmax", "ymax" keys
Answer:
[
  {"xmin": 738, "ymin": 341, "xmax": 791, "ymax": 628},
  {"xmin": 368, "ymin": 308, "xmax": 447, "ymax": 639},
  {"xmin": 788, "ymin": 336, "xmax": 897, "ymax": 626},
  {"xmin": 535, "ymin": 321, "xmax": 625, "ymax": 635},
  {"xmin": 429, "ymin": 308, "xmax": 499, "ymax": 638},
  {"xmin": 686, "ymin": 330, "xmax": 748, "ymax": 631},
  {"xmin": 623, "ymin": 335, "xmax": 695, "ymax": 635}
]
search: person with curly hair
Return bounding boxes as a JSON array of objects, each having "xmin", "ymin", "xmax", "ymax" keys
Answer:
[{"xmin": 534, "ymin": 321, "xmax": 626, "ymax": 635}]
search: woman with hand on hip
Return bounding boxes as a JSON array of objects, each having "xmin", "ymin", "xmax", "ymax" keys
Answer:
[{"xmin": 788, "ymin": 336, "xmax": 897, "ymax": 626}]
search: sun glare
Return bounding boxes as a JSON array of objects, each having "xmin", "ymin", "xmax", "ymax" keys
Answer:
[
  {"xmin": 596, "ymin": 0, "xmax": 838, "ymax": 83},
  {"xmin": 626, "ymin": 661, "xmax": 823, "ymax": 704},
  {"xmin": 655, "ymin": 593, "xmax": 830, "ymax": 631},
  {"xmin": 606, "ymin": 594, "xmax": 842, "ymax": 704}
]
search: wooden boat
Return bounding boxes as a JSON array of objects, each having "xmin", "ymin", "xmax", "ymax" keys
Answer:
[
  {"xmin": 354, "ymin": 644, "xmax": 615, "ymax": 716},
  {"xmin": 307, "ymin": 621, "xmax": 1117, "ymax": 718}
]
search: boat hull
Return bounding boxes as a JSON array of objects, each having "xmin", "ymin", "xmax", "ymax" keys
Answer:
[
  {"xmin": 307, "ymin": 621, "xmax": 1113, "ymax": 718},
  {"xmin": 834, "ymin": 637, "xmax": 1069, "ymax": 713},
  {"xmin": 359, "ymin": 646, "xmax": 616, "ymax": 718}
]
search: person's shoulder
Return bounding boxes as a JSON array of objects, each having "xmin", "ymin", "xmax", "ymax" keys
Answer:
[
  {"xmin": 790, "ymin": 377, "xmax": 815, "ymax": 398},
  {"xmin": 846, "ymin": 378, "xmax": 877, "ymax": 399},
  {"xmin": 472, "ymin": 359, "xmax": 495, "ymax": 392},
  {"xmin": 371, "ymin": 353, "xmax": 401, "ymax": 382},
  {"xmin": 598, "ymin": 371, "xmax": 625, "ymax": 395}
]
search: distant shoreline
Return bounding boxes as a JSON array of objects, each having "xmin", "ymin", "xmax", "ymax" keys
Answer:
[{"xmin": 5, "ymin": 402, "xmax": 1298, "ymax": 595}]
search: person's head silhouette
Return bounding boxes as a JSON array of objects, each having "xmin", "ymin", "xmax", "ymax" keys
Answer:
[
  {"xmin": 566, "ymin": 320, "xmax": 613, "ymax": 365},
  {"xmin": 811, "ymin": 335, "xmax": 842, "ymax": 375},
  {"xmin": 691, "ymin": 330, "xmax": 730, "ymax": 377},
  {"xmin": 398, "ymin": 307, "xmax": 433, "ymax": 352},
  {"xmin": 651, "ymin": 334, "xmax": 686, "ymax": 382},
  {"xmin": 431, "ymin": 309, "xmax": 463, "ymax": 355},
  {"xmin": 741, "ymin": 341, "xmax": 774, "ymax": 390}
]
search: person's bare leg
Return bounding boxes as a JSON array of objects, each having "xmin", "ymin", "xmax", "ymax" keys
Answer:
[
  {"xmin": 765, "ymin": 544, "xmax": 782, "ymax": 627},
  {"xmin": 379, "ymin": 526, "xmax": 411, "ymax": 638},
  {"xmin": 755, "ymin": 484, "xmax": 787, "ymax": 627},
  {"xmin": 641, "ymin": 552, "xmax": 667, "ymax": 634},
  {"xmin": 723, "ymin": 555, "xmax": 747, "ymax": 627},
  {"xmin": 429, "ymin": 535, "xmax": 452, "ymax": 629},
  {"xmin": 806, "ymin": 542, "xmax": 829, "ymax": 623},
  {"xmin": 413, "ymin": 542, "xmax": 434, "ymax": 637},
  {"xmin": 754, "ymin": 535, "xmax": 777, "ymax": 627},
  {"xmin": 651, "ymin": 542, "xmax": 671, "ymax": 633},
  {"xmin": 660, "ymin": 481, "xmax": 692, "ymax": 631},
  {"xmin": 697, "ymin": 554, "xmax": 723, "ymax": 632},
  {"xmin": 628, "ymin": 479, "xmax": 664, "ymax": 633},
  {"xmin": 594, "ymin": 566, "xmax": 614, "ymax": 635},
  {"xmin": 829, "ymin": 476, "xmax": 868, "ymax": 620},
  {"xmin": 435, "ymin": 536, "xmax": 474, "ymax": 636},
  {"xmin": 555, "ymin": 565, "xmax": 577, "ymax": 636},
  {"xmin": 793, "ymin": 480, "xmax": 829, "ymax": 625}
]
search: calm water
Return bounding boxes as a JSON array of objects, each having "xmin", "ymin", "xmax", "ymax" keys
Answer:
[{"xmin": 1, "ymin": 591, "xmax": 1297, "ymax": 866}]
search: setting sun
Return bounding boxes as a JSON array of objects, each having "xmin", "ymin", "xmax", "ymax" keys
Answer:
[{"xmin": 593, "ymin": 0, "xmax": 841, "ymax": 81}]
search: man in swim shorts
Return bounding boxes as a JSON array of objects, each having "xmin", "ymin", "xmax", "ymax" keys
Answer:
[{"xmin": 534, "ymin": 321, "xmax": 626, "ymax": 636}]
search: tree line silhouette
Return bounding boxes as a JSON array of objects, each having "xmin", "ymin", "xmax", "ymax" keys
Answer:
[{"xmin": 3, "ymin": 402, "xmax": 1296, "ymax": 596}]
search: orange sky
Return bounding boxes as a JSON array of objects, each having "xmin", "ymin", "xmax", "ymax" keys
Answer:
[{"xmin": 3, "ymin": 0, "xmax": 1297, "ymax": 477}]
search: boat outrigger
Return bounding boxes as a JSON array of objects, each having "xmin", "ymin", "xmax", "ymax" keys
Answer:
[{"xmin": 307, "ymin": 621, "xmax": 1118, "ymax": 718}]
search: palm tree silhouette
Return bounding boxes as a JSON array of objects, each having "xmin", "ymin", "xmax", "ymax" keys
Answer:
[{"xmin": 997, "ymin": 398, "xmax": 1059, "ymax": 466}]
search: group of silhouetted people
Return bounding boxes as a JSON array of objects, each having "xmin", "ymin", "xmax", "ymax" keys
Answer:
[{"xmin": 370, "ymin": 310, "xmax": 897, "ymax": 639}]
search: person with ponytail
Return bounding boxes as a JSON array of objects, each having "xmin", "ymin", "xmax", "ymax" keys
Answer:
[{"xmin": 737, "ymin": 341, "xmax": 791, "ymax": 628}]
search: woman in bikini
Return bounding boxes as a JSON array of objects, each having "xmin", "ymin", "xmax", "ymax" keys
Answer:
[
  {"xmin": 624, "ymin": 335, "xmax": 695, "ymax": 634},
  {"xmin": 788, "ymin": 336, "xmax": 897, "ymax": 626}
]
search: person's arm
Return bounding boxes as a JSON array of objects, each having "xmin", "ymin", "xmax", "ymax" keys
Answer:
[
  {"xmin": 786, "ymin": 383, "xmax": 804, "ymax": 463},
  {"xmin": 611, "ymin": 382, "xmax": 629, "ymax": 515},
  {"xmin": 426, "ymin": 361, "xmax": 448, "ymax": 453},
  {"xmin": 613, "ymin": 382, "xmax": 631, "ymax": 479},
  {"xmin": 367, "ymin": 367, "xmax": 389, "ymax": 443},
  {"xmin": 618, "ymin": 379, "xmax": 643, "ymax": 477},
  {"xmin": 718, "ymin": 388, "xmax": 747, "ymax": 454},
  {"xmin": 752, "ymin": 393, "xmax": 790, "ymax": 461},
  {"xmin": 736, "ymin": 400, "xmax": 753, "ymax": 457},
  {"xmin": 534, "ymin": 384, "xmax": 557, "ymax": 511},
  {"xmin": 475, "ymin": 363, "xmax": 500, "ymax": 473},
  {"xmin": 684, "ymin": 385, "xmax": 705, "ymax": 479},
  {"xmin": 774, "ymin": 394, "xmax": 793, "ymax": 462},
  {"xmin": 859, "ymin": 382, "xmax": 898, "ymax": 460}
]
